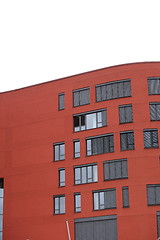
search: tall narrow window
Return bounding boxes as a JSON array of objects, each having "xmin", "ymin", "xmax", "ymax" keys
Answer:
[
  {"xmin": 86, "ymin": 133, "xmax": 114, "ymax": 156},
  {"xmin": 74, "ymin": 193, "xmax": 81, "ymax": 212},
  {"xmin": 59, "ymin": 168, "xmax": 65, "ymax": 187},
  {"xmin": 104, "ymin": 159, "xmax": 128, "ymax": 181},
  {"xmin": 73, "ymin": 87, "xmax": 90, "ymax": 107},
  {"xmin": 147, "ymin": 184, "xmax": 160, "ymax": 205},
  {"xmin": 122, "ymin": 186, "xmax": 129, "ymax": 208},
  {"xmin": 74, "ymin": 140, "xmax": 80, "ymax": 158},
  {"xmin": 74, "ymin": 164, "xmax": 98, "ymax": 185},
  {"xmin": 0, "ymin": 179, "xmax": 4, "ymax": 240},
  {"xmin": 96, "ymin": 79, "xmax": 131, "ymax": 102},
  {"xmin": 119, "ymin": 104, "xmax": 133, "ymax": 124},
  {"xmin": 148, "ymin": 77, "xmax": 160, "ymax": 95},
  {"xmin": 53, "ymin": 142, "xmax": 65, "ymax": 161},
  {"xmin": 120, "ymin": 131, "xmax": 134, "ymax": 151},
  {"xmin": 54, "ymin": 195, "xmax": 65, "ymax": 214},
  {"xmin": 73, "ymin": 109, "xmax": 107, "ymax": 132},
  {"xmin": 143, "ymin": 129, "xmax": 159, "ymax": 149},
  {"xmin": 58, "ymin": 93, "xmax": 65, "ymax": 110},
  {"xmin": 93, "ymin": 188, "xmax": 116, "ymax": 210},
  {"xmin": 150, "ymin": 102, "xmax": 160, "ymax": 121},
  {"xmin": 157, "ymin": 212, "xmax": 160, "ymax": 238}
]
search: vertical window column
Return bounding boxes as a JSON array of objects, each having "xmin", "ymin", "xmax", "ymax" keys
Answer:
[
  {"xmin": 73, "ymin": 140, "xmax": 80, "ymax": 158},
  {"xmin": 122, "ymin": 186, "xmax": 129, "ymax": 208},
  {"xmin": 58, "ymin": 93, "xmax": 65, "ymax": 110},
  {"xmin": 53, "ymin": 142, "xmax": 65, "ymax": 161},
  {"xmin": 74, "ymin": 193, "xmax": 81, "ymax": 212},
  {"xmin": 54, "ymin": 195, "xmax": 65, "ymax": 214},
  {"xmin": 59, "ymin": 168, "xmax": 65, "ymax": 187},
  {"xmin": 0, "ymin": 179, "xmax": 3, "ymax": 240}
]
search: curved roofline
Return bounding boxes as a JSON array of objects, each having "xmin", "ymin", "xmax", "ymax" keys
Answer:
[{"xmin": 1, "ymin": 61, "xmax": 160, "ymax": 94}]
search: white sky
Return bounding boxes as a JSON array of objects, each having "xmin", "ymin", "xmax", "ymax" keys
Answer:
[{"xmin": 0, "ymin": 0, "xmax": 160, "ymax": 92}]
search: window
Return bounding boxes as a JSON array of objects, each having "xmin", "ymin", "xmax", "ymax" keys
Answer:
[
  {"xmin": 0, "ymin": 179, "xmax": 3, "ymax": 239},
  {"xmin": 96, "ymin": 79, "xmax": 131, "ymax": 102},
  {"xmin": 157, "ymin": 212, "xmax": 160, "ymax": 238},
  {"xmin": 74, "ymin": 140, "xmax": 80, "ymax": 158},
  {"xmin": 150, "ymin": 102, "xmax": 160, "ymax": 121},
  {"xmin": 93, "ymin": 188, "xmax": 116, "ymax": 210},
  {"xmin": 74, "ymin": 193, "xmax": 81, "ymax": 212},
  {"xmin": 53, "ymin": 142, "xmax": 65, "ymax": 161},
  {"xmin": 148, "ymin": 77, "xmax": 160, "ymax": 95},
  {"xmin": 147, "ymin": 184, "xmax": 160, "ymax": 206},
  {"xmin": 120, "ymin": 131, "xmax": 134, "ymax": 151},
  {"xmin": 104, "ymin": 159, "xmax": 128, "ymax": 181},
  {"xmin": 122, "ymin": 186, "xmax": 129, "ymax": 208},
  {"xmin": 86, "ymin": 133, "xmax": 114, "ymax": 156},
  {"xmin": 73, "ymin": 87, "xmax": 90, "ymax": 107},
  {"xmin": 74, "ymin": 164, "xmax": 98, "ymax": 185},
  {"xmin": 53, "ymin": 195, "xmax": 65, "ymax": 214},
  {"xmin": 58, "ymin": 93, "xmax": 65, "ymax": 110},
  {"xmin": 73, "ymin": 109, "xmax": 107, "ymax": 132},
  {"xmin": 143, "ymin": 129, "xmax": 159, "ymax": 149},
  {"xmin": 119, "ymin": 104, "xmax": 133, "ymax": 124},
  {"xmin": 59, "ymin": 168, "xmax": 65, "ymax": 187}
]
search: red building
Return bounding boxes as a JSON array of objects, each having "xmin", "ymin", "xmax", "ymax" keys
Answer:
[{"xmin": 0, "ymin": 62, "xmax": 160, "ymax": 240}]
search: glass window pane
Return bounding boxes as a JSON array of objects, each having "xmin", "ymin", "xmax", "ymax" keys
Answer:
[
  {"xmin": 87, "ymin": 140, "xmax": 92, "ymax": 155},
  {"xmin": 60, "ymin": 144, "xmax": 65, "ymax": 160},
  {"xmin": 94, "ymin": 193, "xmax": 99, "ymax": 210},
  {"xmin": 100, "ymin": 192, "xmax": 105, "ymax": 209},
  {"xmin": 93, "ymin": 165, "xmax": 98, "ymax": 182},
  {"xmin": 87, "ymin": 166, "xmax": 92, "ymax": 182},
  {"xmin": 54, "ymin": 145, "xmax": 59, "ymax": 161},
  {"xmin": 60, "ymin": 197, "xmax": 65, "ymax": 213},
  {"xmin": 0, "ymin": 190, "xmax": 3, "ymax": 198},
  {"xmin": 75, "ymin": 168, "xmax": 81, "ymax": 184},
  {"xmin": 86, "ymin": 113, "xmax": 97, "ymax": 129},
  {"xmin": 82, "ymin": 167, "xmax": 87, "ymax": 183},
  {"xmin": 0, "ymin": 199, "xmax": 3, "ymax": 215}
]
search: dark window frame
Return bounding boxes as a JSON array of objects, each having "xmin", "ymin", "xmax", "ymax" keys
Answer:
[
  {"xmin": 58, "ymin": 92, "xmax": 65, "ymax": 110},
  {"xmin": 73, "ymin": 87, "xmax": 90, "ymax": 107},
  {"xmin": 53, "ymin": 142, "xmax": 65, "ymax": 161},
  {"xmin": 148, "ymin": 77, "xmax": 160, "ymax": 95},
  {"xmin": 122, "ymin": 186, "xmax": 129, "ymax": 208},
  {"xmin": 103, "ymin": 158, "xmax": 128, "ymax": 181},
  {"xmin": 149, "ymin": 102, "xmax": 160, "ymax": 121},
  {"xmin": 74, "ymin": 193, "xmax": 81, "ymax": 213},
  {"xmin": 93, "ymin": 188, "xmax": 116, "ymax": 210},
  {"xmin": 147, "ymin": 184, "xmax": 160, "ymax": 206},
  {"xmin": 143, "ymin": 129, "xmax": 159, "ymax": 149},
  {"xmin": 74, "ymin": 163, "xmax": 98, "ymax": 185},
  {"xmin": 58, "ymin": 168, "xmax": 65, "ymax": 187},
  {"xmin": 119, "ymin": 104, "xmax": 133, "ymax": 124},
  {"xmin": 73, "ymin": 139, "xmax": 80, "ymax": 158},
  {"xmin": 53, "ymin": 194, "xmax": 65, "ymax": 214},
  {"xmin": 120, "ymin": 130, "xmax": 134, "ymax": 151},
  {"xmin": 96, "ymin": 79, "xmax": 131, "ymax": 102},
  {"xmin": 73, "ymin": 108, "xmax": 107, "ymax": 132},
  {"xmin": 86, "ymin": 133, "xmax": 114, "ymax": 156}
]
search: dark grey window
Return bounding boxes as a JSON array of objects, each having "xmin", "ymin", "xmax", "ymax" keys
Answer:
[
  {"xmin": 157, "ymin": 212, "xmax": 160, "ymax": 238},
  {"xmin": 96, "ymin": 79, "xmax": 131, "ymax": 102},
  {"xmin": 143, "ymin": 129, "xmax": 159, "ymax": 149},
  {"xmin": 119, "ymin": 104, "xmax": 133, "ymax": 124},
  {"xmin": 75, "ymin": 215, "xmax": 117, "ymax": 240},
  {"xmin": 93, "ymin": 188, "xmax": 116, "ymax": 210},
  {"xmin": 86, "ymin": 133, "xmax": 114, "ymax": 156},
  {"xmin": 58, "ymin": 93, "xmax": 65, "ymax": 110},
  {"xmin": 73, "ymin": 87, "xmax": 90, "ymax": 107},
  {"xmin": 104, "ymin": 159, "xmax": 128, "ymax": 181},
  {"xmin": 120, "ymin": 131, "xmax": 134, "ymax": 151},
  {"xmin": 122, "ymin": 186, "xmax": 129, "ymax": 208},
  {"xmin": 53, "ymin": 195, "xmax": 65, "ymax": 214},
  {"xmin": 54, "ymin": 142, "xmax": 65, "ymax": 161},
  {"xmin": 74, "ymin": 193, "xmax": 81, "ymax": 212},
  {"xmin": 74, "ymin": 164, "xmax": 98, "ymax": 185},
  {"xmin": 147, "ymin": 184, "xmax": 160, "ymax": 205},
  {"xmin": 150, "ymin": 102, "xmax": 160, "ymax": 121},
  {"xmin": 0, "ymin": 179, "xmax": 4, "ymax": 239},
  {"xmin": 74, "ymin": 140, "xmax": 80, "ymax": 158},
  {"xmin": 59, "ymin": 168, "xmax": 65, "ymax": 187},
  {"xmin": 148, "ymin": 77, "xmax": 160, "ymax": 95},
  {"xmin": 74, "ymin": 109, "xmax": 107, "ymax": 132}
]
